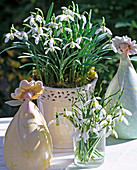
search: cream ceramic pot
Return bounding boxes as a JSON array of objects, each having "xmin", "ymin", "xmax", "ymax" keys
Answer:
[
  {"xmin": 3, "ymin": 100, "xmax": 53, "ymax": 170},
  {"xmin": 37, "ymin": 76, "xmax": 98, "ymax": 149}
]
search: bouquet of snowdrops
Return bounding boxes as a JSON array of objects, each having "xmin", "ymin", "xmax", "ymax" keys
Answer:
[
  {"xmin": 54, "ymin": 88, "xmax": 132, "ymax": 164},
  {"xmin": 1, "ymin": 2, "xmax": 112, "ymax": 87}
]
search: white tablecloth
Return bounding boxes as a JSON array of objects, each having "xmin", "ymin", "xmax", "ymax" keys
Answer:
[{"xmin": 0, "ymin": 117, "xmax": 137, "ymax": 170}]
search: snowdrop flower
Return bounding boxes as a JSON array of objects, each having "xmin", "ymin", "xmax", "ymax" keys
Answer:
[
  {"xmin": 106, "ymin": 115, "xmax": 112, "ymax": 124},
  {"xmin": 57, "ymin": 27, "xmax": 72, "ymax": 36},
  {"xmin": 48, "ymin": 115, "xmax": 68, "ymax": 127},
  {"xmin": 63, "ymin": 41, "xmax": 81, "ymax": 50},
  {"xmin": 61, "ymin": 7, "xmax": 81, "ymax": 19},
  {"xmin": 32, "ymin": 33, "xmax": 46, "ymax": 45},
  {"xmin": 112, "ymin": 36, "xmax": 137, "ymax": 55},
  {"xmin": 105, "ymin": 126, "xmax": 118, "ymax": 138},
  {"xmin": 33, "ymin": 34, "xmax": 41, "ymax": 45},
  {"xmin": 64, "ymin": 109, "xmax": 72, "ymax": 116},
  {"xmin": 81, "ymin": 15, "xmax": 87, "ymax": 29},
  {"xmin": 31, "ymin": 27, "xmax": 48, "ymax": 44},
  {"xmin": 21, "ymin": 31, "xmax": 28, "ymax": 41},
  {"xmin": 45, "ymin": 45, "xmax": 61, "ymax": 54},
  {"xmin": 71, "ymin": 128, "xmax": 82, "ymax": 141},
  {"xmin": 27, "ymin": 26, "xmax": 38, "ymax": 35},
  {"xmin": 92, "ymin": 128, "xmax": 99, "ymax": 136},
  {"xmin": 82, "ymin": 130, "xmax": 89, "ymax": 143},
  {"xmin": 65, "ymin": 27, "xmax": 72, "ymax": 33},
  {"xmin": 76, "ymin": 133, "xmax": 81, "ymax": 141},
  {"xmin": 103, "ymin": 41, "xmax": 117, "ymax": 53},
  {"xmin": 99, "ymin": 108, "xmax": 107, "ymax": 119},
  {"xmin": 84, "ymin": 99, "xmax": 92, "ymax": 107},
  {"xmin": 95, "ymin": 25, "xmax": 112, "ymax": 35},
  {"xmin": 14, "ymin": 31, "xmax": 23, "ymax": 40},
  {"xmin": 23, "ymin": 15, "xmax": 35, "ymax": 26},
  {"xmin": 46, "ymin": 21, "xmax": 62, "ymax": 29},
  {"xmin": 56, "ymin": 14, "xmax": 74, "ymax": 22},
  {"xmin": 116, "ymin": 107, "xmax": 132, "ymax": 125},
  {"xmin": 91, "ymin": 123, "xmax": 102, "ymax": 136},
  {"xmin": 44, "ymin": 37, "xmax": 62, "ymax": 53},
  {"xmin": 5, "ymin": 33, "xmax": 14, "ymax": 43},
  {"xmin": 92, "ymin": 97, "xmax": 102, "ymax": 110},
  {"xmin": 44, "ymin": 37, "xmax": 62, "ymax": 46},
  {"xmin": 35, "ymin": 14, "xmax": 43, "ymax": 23},
  {"xmin": 76, "ymin": 36, "xmax": 91, "ymax": 45},
  {"xmin": 14, "ymin": 31, "xmax": 28, "ymax": 41},
  {"xmin": 100, "ymin": 120, "xmax": 108, "ymax": 128}
]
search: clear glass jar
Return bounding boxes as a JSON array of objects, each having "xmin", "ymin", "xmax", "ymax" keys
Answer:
[{"xmin": 73, "ymin": 129, "xmax": 106, "ymax": 168}]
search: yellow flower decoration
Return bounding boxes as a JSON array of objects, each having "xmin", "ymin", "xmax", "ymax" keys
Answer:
[{"xmin": 11, "ymin": 80, "xmax": 44, "ymax": 100}]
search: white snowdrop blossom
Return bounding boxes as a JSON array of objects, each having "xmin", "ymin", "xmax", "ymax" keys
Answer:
[
  {"xmin": 63, "ymin": 41, "xmax": 81, "ymax": 50},
  {"xmin": 82, "ymin": 131, "xmax": 89, "ymax": 143},
  {"xmin": 32, "ymin": 28, "xmax": 48, "ymax": 44},
  {"xmin": 45, "ymin": 45, "xmax": 61, "ymax": 54},
  {"xmin": 105, "ymin": 126, "xmax": 118, "ymax": 138},
  {"xmin": 21, "ymin": 31, "xmax": 28, "ymax": 41},
  {"xmin": 100, "ymin": 120, "xmax": 108, "ymax": 128},
  {"xmin": 92, "ymin": 127, "xmax": 99, "ymax": 136},
  {"xmin": 64, "ymin": 110, "xmax": 72, "ymax": 116},
  {"xmin": 92, "ymin": 97, "xmax": 102, "ymax": 110},
  {"xmin": 5, "ymin": 33, "xmax": 14, "ymax": 43},
  {"xmin": 81, "ymin": 15, "xmax": 87, "ymax": 29},
  {"xmin": 103, "ymin": 41, "xmax": 117, "ymax": 53},
  {"xmin": 65, "ymin": 27, "xmax": 72, "ymax": 33},
  {"xmin": 95, "ymin": 25, "xmax": 112, "ymax": 35},
  {"xmin": 56, "ymin": 14, "xmax": 74, "ymax": 22},
  {"xmin": 46, "ymin": 22, "xmax": 62, "ymax": 29},
  {"xmin": 115, "ymin": 107, "xmax": 132, "ymax": 125},
  {"xmin": 44, "ymin": 37, "xmax": 62, "ymax": 53},
  {"xmin": 99, "ymin": 108, "xmax": 107, "ymax": 119},
  {"xmin": 44, "ymin": 37, "xmax": 62, "ymax": 46},
  {"xmin": 61, "ymin": 7, "xmax": 81, "ymax": 19},
  {"xmin": 106, "ymin": 115, "xmax": 112, "ymax": 124},
  {"xmin": 27, "ymin": 26, "xmax": 38, "ymax": 35},
  {"xmin": 13, "ymin": 31, "xmax": 28, "ymax": 41},
  {"xmin": 48, "ymin": 116, "xmax": 68, "ymax": 127},
  {"xmin": 35, "ymin": 14, "xmax": 43, "ymax": 23},
  {"xmin": 76, "ymin": 36, "xmax": 91, "ymax": 45},
  {"xmin": 112, "ymin": 36, "xmax": 137, "ymax": 55},
  {"xmin": 57, "ymin": 27, "xmax": 72, "ymax": 36},
  {"xmin": 23, "ymin": 15, "xmax": 35, "ymax": 26}
]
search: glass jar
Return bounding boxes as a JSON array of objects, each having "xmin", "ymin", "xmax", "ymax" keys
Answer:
[{"xmin": 73, "ymin": 129, "xmax": 106, "ymax": 168}]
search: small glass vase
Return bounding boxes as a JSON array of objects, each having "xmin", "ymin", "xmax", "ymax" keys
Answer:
[{"xmin": 73, "ymin": 129, "xmax": 106, "ymax": 168}]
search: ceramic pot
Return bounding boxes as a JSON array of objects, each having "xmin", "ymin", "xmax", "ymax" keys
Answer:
[{"xmin": 37, "ymin": 76, "xmax": 98, "ymax": 149}]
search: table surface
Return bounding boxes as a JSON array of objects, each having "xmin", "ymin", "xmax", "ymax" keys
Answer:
[{"xmin": 0, "ymin": 117, "xmax": 137, "ymax": 170}]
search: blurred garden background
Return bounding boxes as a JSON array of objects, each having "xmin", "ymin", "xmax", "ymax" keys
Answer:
[{"xmin": 0, "ymin": 0, "xmax": 137, "ymax": 117}]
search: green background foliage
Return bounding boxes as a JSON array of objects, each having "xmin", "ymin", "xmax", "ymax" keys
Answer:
[{"xmin": 0, "ymin": 0, "xmax": 137, "ymax": 117}]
